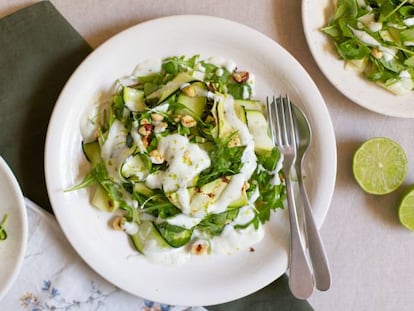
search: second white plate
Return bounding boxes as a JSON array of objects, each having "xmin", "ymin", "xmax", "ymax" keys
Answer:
[{"xmin": 302, "ymin": 0, "xmax": 414, "ymax": 118}]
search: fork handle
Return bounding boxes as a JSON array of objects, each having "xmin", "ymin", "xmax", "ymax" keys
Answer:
[
  {"xmin": 297, "ymin": 166, "xmax": 331, "ymax": 291},
  {"xmin": 284, "ymin": 174, "xmax": 314, "ymax": 299}
]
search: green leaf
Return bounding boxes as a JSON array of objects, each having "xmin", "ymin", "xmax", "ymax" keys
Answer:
[
  {"xmin": 401, "ymin": 27, "xmax": 414, "ymax": 42},
  {"xmin": 337, "ymin": 38, "xmax": 371, "ymax": 59},
  {"xmin": 196, "ymin": 209, "xmax": 239, "ymax": 237},
  {"xmin": 196, "ymin": 135, "xmax": 245, "ymax": 187}
]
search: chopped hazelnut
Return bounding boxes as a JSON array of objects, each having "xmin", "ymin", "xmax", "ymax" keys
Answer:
[
  {"xmin": 149, "ymin": 149, "xmax": 164, "ymax": 164},
  {"xmin": 138, "ymin": 123, "xmax": 152, "ymax": 136},
  {"xmin": 190, "ymin": 240, "xmax": 210, "ymax": 255},
  {"xmin": 181, "ymin": 115, "xmax": 197, "ymax": 128},
  {"xmin": 182, "ymin": 85, "xmax": 196, "ymax": 97},
  {"xmin": 371, "ymin": 47, "xmax": 383, "ymax": 59},
  {"xmin": 151, "ymin": 113, "xmax": 164, "ymax": 122},
  {"xmin": 232, "ymin": 71, "xmax": 249, "ymax": 83},
  {"xmin": 112, "ymin": 216, "xmax": 125, "ymax": 231}
]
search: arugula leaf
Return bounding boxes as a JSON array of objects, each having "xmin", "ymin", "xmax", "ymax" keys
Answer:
[
  {"xmin": 337, "ymin": 38, "xmax": 371, "ymax": 59},
  {"xmin": 196, "ymin": 209, "xmax": 239, "ymax": 237},
  {"xmin": 249, "ymin": 147, "xmax": 285, "ymax": 224},
  {"xmin": 196, "ymin": 135, "xmax": 245, "ymax": 187}
]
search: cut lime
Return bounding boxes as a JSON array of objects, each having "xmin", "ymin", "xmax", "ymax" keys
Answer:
[
  {"xmin": 352, "ymin": 137, "xmax": 407, "ymax": 195},
  {"xmin": 398, "ymin": 187, "xmax": 414, "ymax": 231}
]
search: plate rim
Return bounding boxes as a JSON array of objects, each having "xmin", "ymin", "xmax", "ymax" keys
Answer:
[{"xmin": 45, "ymin": 14, "xmax": 337, "ymax": 306}]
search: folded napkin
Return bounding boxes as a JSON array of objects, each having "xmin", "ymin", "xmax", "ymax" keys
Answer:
[
  {"xmin": 0, "ymin": 0, "xmax": 92, "ymax": 213},
  {"xmin": 0, "ymin": 1, "xmax": 314, "ymax": 310}
]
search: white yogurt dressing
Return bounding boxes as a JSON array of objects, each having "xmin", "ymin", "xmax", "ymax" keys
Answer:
[
  {"xmin": 101, "ymin": 119, "xmax": 133, "ymax": 182},
  {"xmin": 206, "ymin": 56, "xmax": 237, "ymax": 73},
  {"xmin": 358, "ymin": 12, "xmax": 382, "ymax": 32},
  {"xmin": 133, "ymin": 58, "xmax": 162, "ymax": 77},
  {"xmin": 350, "ymin": 26, "xmax": 397, "ymax": 61}
]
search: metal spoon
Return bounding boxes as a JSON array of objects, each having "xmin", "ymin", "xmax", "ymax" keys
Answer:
[{"xmin": 293, "ymin": 104, "xmax": 331, "ymax": 291}]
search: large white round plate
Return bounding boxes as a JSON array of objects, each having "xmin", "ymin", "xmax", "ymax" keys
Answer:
[
  {"xmin": 45, "ymin": 15, "xmax": 336, "ymax": 306},
  {"xmin": 302, "ymin": 0, "xmax": 414, "ymax": 118},
  {"xmin": 0, "ymin": 157, "xmax": 28, "ymax": 301}
]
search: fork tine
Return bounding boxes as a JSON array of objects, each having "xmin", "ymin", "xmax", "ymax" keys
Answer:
[
  {"xmin": 266, "ymin": 96, "xmax": 280, "ymax": 147},
  {"xmin": 275, "ymin": 96, "xmax": 284, "ymax": 146},
  {"xmin": 283, "ymin": 95, "xmax": 297, "ymax": 148},
  {"xmin": 266, "ymin": 97, "xmax": 276, "ymax": 144}
]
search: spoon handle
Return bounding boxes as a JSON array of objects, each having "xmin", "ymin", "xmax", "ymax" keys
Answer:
[
  {"xmin": 284, "ymin": 172, "xmax": 314, "ymax": 299},
  {"xmin": 297, "ymin": 164, "xmax": 331, "ymax": 291}
]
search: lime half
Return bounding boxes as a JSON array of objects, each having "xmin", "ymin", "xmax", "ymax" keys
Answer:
[
  {"xmin": 399, "ymin": 187, "xmax": 414, "ymax": 231},
  {"xmin": 353, "ymin": 137, "xmax": 407, "ymax": 195}
]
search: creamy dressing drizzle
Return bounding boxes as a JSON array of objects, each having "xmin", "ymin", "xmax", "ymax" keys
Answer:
[
  {"xmin": 350, "ymin": 27, "xmax": 396, "ymax": 61},
  {"xmin": 101, "ymin": 120, "xmax": 133, "ymax": 182}
]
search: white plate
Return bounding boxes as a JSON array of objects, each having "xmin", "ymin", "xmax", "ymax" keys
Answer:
[
  {"xmin": 0, "ymin": 157, "xmax": 28, "ymax": 301},
  {"xmin": 302, "ymin": 0, "xmax": 414, "ymax": 118},
  {"xmin": 45, "ymin": 15, "xmax": 336, "ymax": 306}
]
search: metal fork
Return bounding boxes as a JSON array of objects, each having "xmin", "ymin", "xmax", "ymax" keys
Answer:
[{"xmin": 266, "ymin": 95, "xmax": 314, "ymax": 299}]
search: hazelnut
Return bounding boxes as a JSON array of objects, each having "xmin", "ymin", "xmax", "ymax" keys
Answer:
[
  {"xmin": 190, "ymin": 240, "xmax": 210, "ymax": 255},
  {"xmin": 138, "ymin": 123, "xmax": 152, "ymax": 136},
  {"xmin": 151, "ymin": 113, "xmax": 164, "ymax": 122},
  {"xmin": 371, "ymin": 47, "xmax": 383, "ymax": 59},
  {"xmin": 149, "ymin": 149, "xmax": 164, "ymax": 164},
  {"xmin": 181, "ymin": 85, "xmax": 196, "ymax": 97},
  {"xmin": 112, "ymin": 216, "xmax": 125, "ymax": 231},
  {"xmin": 232, "ymin": 71, "xmax": 249, "ymax": 83},
  {"xmin": 181, "ymin": 115, "xmax": 197, "ymax": 128}
]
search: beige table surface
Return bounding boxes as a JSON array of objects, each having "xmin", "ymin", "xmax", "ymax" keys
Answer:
[{"xmin": 2, "ymin": 1, "xmax": 414, "ymax": 310}]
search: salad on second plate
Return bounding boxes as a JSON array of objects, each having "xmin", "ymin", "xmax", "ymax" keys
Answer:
[
  {"xmin": 73, "ymin": 55, "xmax": 285, "ymax": 264},
  {"xmin": 322, "ymin": 0, "xmax": 414, "ymax": 95}
]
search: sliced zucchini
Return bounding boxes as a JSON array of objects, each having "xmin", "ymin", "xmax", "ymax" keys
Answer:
[
  {"xmin": 234, "ymin": 99, "xmax": 264, "ymax": 112},
  {"xmin": 176, "ymin": 83, "xmax": 207, "ymax": 118},
  {"xmin": 217, "ymin": 96, "xmax": 232, "ymax": 138},
  {"xmin": 91, "ymin": 185, "xmax": 119, "ymax": 212},
  {"xmin": 123, "ymin": 87, "xmax": 146, "ymax": 112},
  {"xmin": 120, "ymin": 154, "xmax": 151, "ymax": 182},
  {"xmin": 82, "ymin": 141, "xmax": 101, "ymax": 167},
  {"xmin": 190, "ymin": 177, "xmax": 230, "ymax": 215},
  {"xmin": 233, "ymin": 100, "xmax": 247, "ymax": 124},
  {"xmin": 245, "ymin": 110, "xmax": 274, "ymax": 155},
  {"xmin": 130, "ymin": 220, "xmax": 169, "ymax": 254},
  {"xmin": 155, "ymin": 222, "xmax": 193, "ymax": 248},
  {"xmin": 147, "ymin": 72, "xmax": 198, "ymax": 103},
  {"xmin": 134, "ymin": 182, "xmax": 155, "ymax": 197},
  {"xmin": 228, "ymin": 188, "xmax": 248, "ymax": 209}
]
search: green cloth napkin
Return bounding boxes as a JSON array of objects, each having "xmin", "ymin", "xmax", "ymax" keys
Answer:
[
  {"xmin": 0, "ymin": 0, "xmax": 92, "ymax": 212},
  {"xmin": 0, "ymin": 2, "xmax": 314, "ymax": 310}
]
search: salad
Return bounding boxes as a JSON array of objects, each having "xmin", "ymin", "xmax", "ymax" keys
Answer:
[
  {"xmin": 322, "ymin": 0, "xmax": 414, "ymax": 95},
  {"xmin": 72, "ymin": 55, "xmax": 285, "ymax": 263}
]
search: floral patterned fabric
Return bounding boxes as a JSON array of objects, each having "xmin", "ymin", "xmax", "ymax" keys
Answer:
[{"xmin": 1, "ymin": 198, "xmax": 206, "ymax": 311}]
